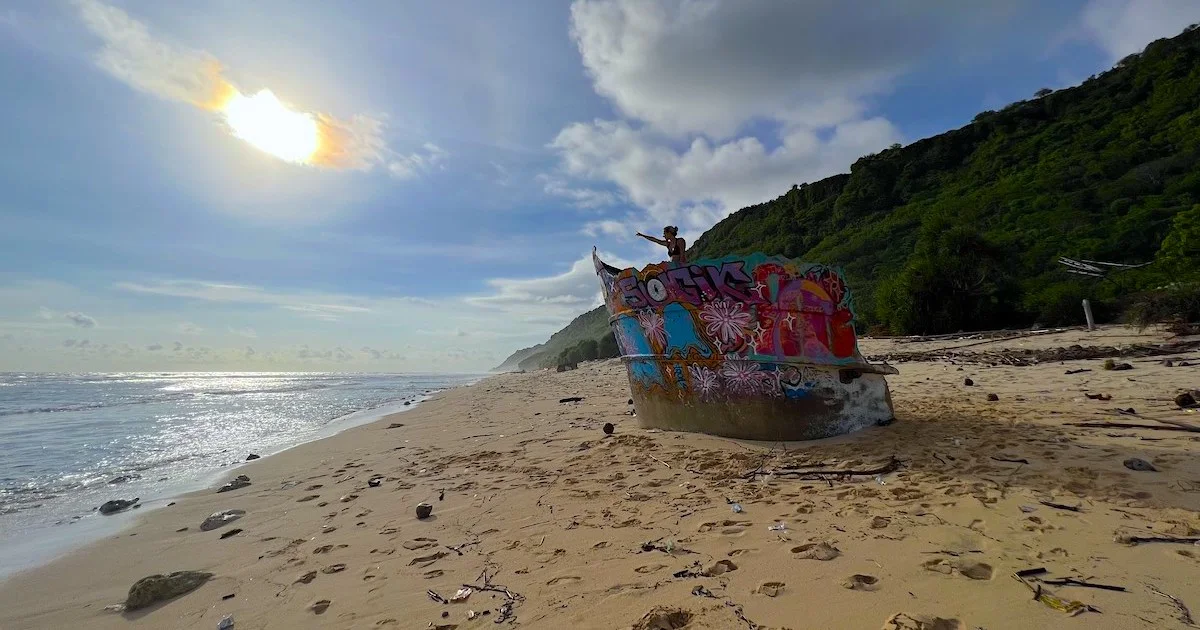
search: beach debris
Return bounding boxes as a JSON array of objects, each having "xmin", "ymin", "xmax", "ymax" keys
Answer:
[
  {"xmin": 672, "ymin": 563, "xmax": 704, "ymax": 578},
  {"xmin": 1084, "ymin": 393, "xmax": 1112, "ymax": 401},
  {"xmin": 875, "ymin": 474, "xmax": 887, "ymax": 485},
  {"xmin": 321, "ymin": 563, "xmax": 346, "ymax": 574},
  {"xmin": 1164, "ymin": 359, "xmax": 1176, "ymax": 367},
  {"xmin": 450, "ymin": 587, "xmax": 472, "ymax": 603},
  {"xmin": 632, "ymin": 607, "xmax": 692, "ymax": 630},
  {"xmin": 339, "ymin": 494, "xmax": 358, "ymax": 503},
  {"xmin": 103, "ymin": 603, "xmax": 126, "ymax": 613},
  {"xmin": 386, "ymin": 422, "xmax": 405, "ymax": 429},
  {"xmin": 870, "ymin": 516, "xmax": 891, "ymax": 529},
  {"xmin": 744, "ymin": 455, "xmax": 902, "ymax": 480},
  {"xmin": 200, "ymin": 509, "xmax": 246, "ymax": 531},
  {"xmin": 881, "ymin": 612, "xmax": 965, "ymax": 630},
  {"xmin": 768, "ymin": 521, "xmax": 787, "ymax": 531},
  {"xmin": 309, "ymin": 599, "xmax": 331, "ymax": 614},
  {"xmin": 793, "ymin": 542, "xmax": 841, "ymax": 561},
  {"xmin": 1176, "ymin": 391, "xmax": 1198, "ymax": 408},
  {"xmin": 628, "ymin": 398, "xmax": 634, "ymax": 404},
  {"xmin": 1146, "ymin": 584, "xmax": 1195, "ymax": 626},
  {"xmin": 986, "ymin": 393, "xmax": 1000, "ymax": 401},
  {"xmin": 1038, "ymin": 500, "xmax": 1082, "ymax": 512},
  {"xmin": 842, "ymin": 574, "xmax": 880, "ymax": 591},
  {"xmin": 218, "ymin": 614, "xmax": 234, "ymax": 630},
  {"xmin": 1012, "ymin": 569, "xmax": 1098, "ymax": 616},
  {"xmin": 603, "ymin": 422, "xmax": 615, "ymax": 435},
  {"xmin": 730, "ymin": 502, "xmax": 744, "ymax": 513},
  {"xmin": 98, "ymin": 498, "xmax": 139, "ymax": 515},
  {"xmin": 427, "ymin": 589, "xmax": 449, "ymax": 604},
  {"xmin": 219, "ymin": 528, "xmax": 243, "ymax": 539},
  {"xmin": 1114, "ymin": 532, "xmax": 1200, "ymax": 546},
  {"xmin": 467, "ymin": 610, "xmax": 479, "ymax": 620},
  {"xmin": 1103, "ymin": 359, "xmax": 1133, "ymax": 371},
  {"xmin": 108, "ymin": 473, "xmax": 141, "ymax": 484},
  {"xmin": 1069, "ymin": 421, "xmax": 1200, "ymax": 433},
  {"xmin": 403, "ymin": 401, "xmax": 411, "ymax": 406},
  {"xmin": 558, "ymin": 396, "xmax": 584, "ymax": 403},
  {"xmin": 368, "ymin": 476, "xmax": 384, "ymax": 488},
  {"xmin": 1039, "ymin": 578, "xmax": 1125, "ymax": 592},
  {"xmin": 1123, "ymin": 457, "xmax": 1157, "ymax": 472},
  {"xmin": 439, "ymin": 489, "xmax": 445, "ymax": 501},
  {"xmin": 691, "ymin": 585, "xmax": 717, "ymax": 598},
  {"xmin": 1020, "ymin": 505, "xmax": 1037, "ymax": 513},
  {"xmin": 963, "ymin": 378, "xmax": 973, "ymax": 386},
  {"xmin": 990, "ymin": 456, "xmax": 1030, "ymax": 464},
  {"xmin": 124, "ymin": 570, "xmax": 213, "ymax": 611},
  {"xmin": 245, "ymin": 453, "xmax": 260, "ymax": 461},
  {"xmin": 217, "ymin": 475, "xmax": 251, "ymax": 493},
  {"xmin": 1064, "ymin": 368, "xmax": 1091, "ymax": 374},
  {"xmin": 416, "ymin": 502, "xmax": 434, "ymax": 519}
]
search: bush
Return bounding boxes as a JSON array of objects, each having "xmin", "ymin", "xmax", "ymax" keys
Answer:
[{"xmin": 1124, "ymin": 283, "xmax": 1200, "ymax": 329}]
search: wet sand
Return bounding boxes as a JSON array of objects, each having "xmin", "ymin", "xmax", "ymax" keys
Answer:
[{"xmin": 1, "ymin": 327, "xmax": 1197, "ymax": 629}]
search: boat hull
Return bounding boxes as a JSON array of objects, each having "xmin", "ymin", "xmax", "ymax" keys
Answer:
[{"xmin": 593, "ymin": 249, "xmax": 895, "ymax": 441}]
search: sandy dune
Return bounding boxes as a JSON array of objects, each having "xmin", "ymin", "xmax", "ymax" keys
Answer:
[{"xmin": 1, "ymin": 326, "xmax": 1198, "ymax": 629}]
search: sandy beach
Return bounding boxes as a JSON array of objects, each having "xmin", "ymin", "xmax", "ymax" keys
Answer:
[{"xmin": 1, "ymin": 327, "xmax": 1198, "ymax": 629}]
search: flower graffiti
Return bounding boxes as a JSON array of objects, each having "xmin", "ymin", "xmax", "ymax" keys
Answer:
[
  {"xmin": 720, "ymin": 358, "xmax": 762, "ymax": 395},
  {"xmin": 699, "ymin": 299, "xmax": 752, "ymax": 351},
  {"xmin": 688, "ymin": 364, "xmax": 720, "ymax": 398},
  {"xmin": 636, "ymin": 309, "xmax": 666, "ymax": 348}
]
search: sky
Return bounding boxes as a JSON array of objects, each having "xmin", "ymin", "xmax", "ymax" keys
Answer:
[{"xmin": 1, "ymin": 0, "xmax": 1198, "ymax": 373}]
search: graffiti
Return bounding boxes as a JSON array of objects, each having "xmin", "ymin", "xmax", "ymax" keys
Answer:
[{"xmin": 593, "ymin": 248, "xmax": 895, "ymax": 440}]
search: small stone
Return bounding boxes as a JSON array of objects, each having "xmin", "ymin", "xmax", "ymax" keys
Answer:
[
  {"xmin": 98, "ymin": 498, "xmax": 139, "ymax": 515},
  {"xmin": 416, "ymin": 502, "xmax": 434, "ymax": 519},
  {"xmin": 1175, "ymin": 392, "xmax": 1197, "ymax": 409},
  {"xmin": 124, "ymin": 571, "xmax": 213, "ymax": 610},
  {"xmin": 870, "ymin": 516, "xmax": 891, "ymax": 529},
  {"xmin": 986, "ymin": 393, "xmax": 999, "ymax": 401},
  {"xmin": 603, "ymin": 422, "xmax": 615, "ymax": 435},
  {"xmin": 1163, "ymin": 359, "xmax": 1174, "ymax": 367},
  {"xmin": 339, "ymin": 494, "xmax": 358, "ymax": 503},
  {"xmin": 386, "ymin": 423, "xmax": 405, "ymax": 429},
  {"xmin": 200, "ymin": 509, "xmax": 246, "ymax": 531},
  {"xmin": 217, "ymin": 476, "xmax": 251, "ymax": 493},
  {"xmin": 246, "ymin": 453, "xmax": 261, "ymax": 461},
  {"xmin": 1123, "ymin": 457, "xmax": 1157, "ymax": 472},
  {"xmin": 963, "ymin": 378, "xmax": 973, "ymax": 386},
  {"xmin": 368, "ymin": 476, "xmax": 383, "ymax": 488},
  {"xmin": 219, "ymin": 528, "xmax": 242, "ymax": 539}
]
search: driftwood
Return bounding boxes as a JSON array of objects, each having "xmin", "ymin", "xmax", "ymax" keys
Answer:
[
  {"xmin": 743, "ymin": 456, "xmax": 901, "ymax": 479},
  {"xmin": 1115, "ymin": 534, "xmax": 1200, "ymax": 546},
  {"xmin": 1146, "ymin": 584, "xmax": 1195, "ymax": 627},
  {"xmin": 1068, "ymin": 422, "xmax": 1200, "ymax": 433},
  {"xmin": 991, "ymin": 456, "xmax": 1030, "ymax": 464},
  {"xmin": 1041, "ymin": 578, "xmax": 1126, "ymax": 592}
]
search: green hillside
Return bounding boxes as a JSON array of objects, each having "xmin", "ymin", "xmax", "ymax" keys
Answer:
[{"xmin": 495, "ymin": 25, "xmax": 1200, "ymax": 370}]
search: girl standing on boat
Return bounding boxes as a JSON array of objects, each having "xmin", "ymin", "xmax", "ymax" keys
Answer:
[{"xmin": 636, "ymin": 226, "xmax": 687, "ymax": 264}]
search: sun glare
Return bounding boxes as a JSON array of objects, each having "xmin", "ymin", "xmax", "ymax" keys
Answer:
[{"xmin": 221, "ymin": 89, "xmax": 319, "ymax": 163}]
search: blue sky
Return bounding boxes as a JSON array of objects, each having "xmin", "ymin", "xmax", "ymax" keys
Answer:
[{"xmin": 1, "ymin": 0, "xmax": 1197, "ymax": 372}]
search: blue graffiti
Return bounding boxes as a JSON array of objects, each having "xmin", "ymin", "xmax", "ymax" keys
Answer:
[
  {"xmin": 618, "ymin": 317, "xmax": 666, "ymax": 388},
  {"xmin": 661, "ymin": 302, "xmax": 712, "ymax": 359}
]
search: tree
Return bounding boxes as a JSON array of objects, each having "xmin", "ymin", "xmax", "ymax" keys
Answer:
[{"xmin": 1035, "ymin": 87, "xmax": 1053, "ymax": 98}]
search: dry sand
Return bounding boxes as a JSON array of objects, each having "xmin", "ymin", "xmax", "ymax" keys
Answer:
[{"xmin": 1, "ymin": 326, "xmax": 1198, "ymax": 629}]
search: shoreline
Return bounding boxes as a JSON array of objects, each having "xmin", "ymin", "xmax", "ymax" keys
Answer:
[
  {"xmin": 0, "ymin": 384, "xmax": 467, "ymax": 582},
  {"xmin": 0, "ymin": 328, "xmax": 1197, "ymax": 629}
]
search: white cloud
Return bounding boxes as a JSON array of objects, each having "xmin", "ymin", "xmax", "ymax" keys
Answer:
[
  {"xmin": 550, "ymin": 118, "xmax": 900, "ymax": 231},
  {"xmin": 540, "ymin": 174, "xmax": 620, "ymax": 209},
  {"xmin": 65, "ymin": 311, "xmax": 97, "ymax": 328},
  {"xmin": 568, "ymin": 0, "xmax": 1013, "ymax": 138},
  {"xmin": 146, "ymin": 343, "xmax": 162, "ymax": 351},
  {"xmin": 117, "ymin": 280, "xmax": 374, "ymax": 321},
  {"xmin": 177, "ymin": 321, "xmax": 204, "ymax": 335},
  {"xmin": 228, "ymin": 327, "xmax": 258, "ymax": 339},
  {"xmin": 1077, "ymin": 0, "xmax": 1200, "ymax": 61},
  {"xmin": 582, "ymin": 219, "xmax": 631, "ymax": 241},
  {"xmin": 467, "ymin": 250, "xmax": 630, "ymax": 315},
  {"xmin": 388, "ymin": 143, "xmax": 449, "ymax": 180}
]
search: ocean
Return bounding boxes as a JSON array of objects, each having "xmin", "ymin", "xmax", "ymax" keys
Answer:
[{"xmin": 0, "ymin": 371, "xmax": 481, "ymax": 578}]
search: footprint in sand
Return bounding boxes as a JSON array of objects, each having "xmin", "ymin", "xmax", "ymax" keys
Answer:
[
  {"xmin": 312, "ymin": 545, "xmax": 334, "ymax": 555},
  {"xmin": 547, "ymin": 576, "xmax": 582, "ymax": 585},
  {"xmin": 755, "ymin": 581, "xmax": 785, "ymax": 597},
  {"xmin": 870, "ymin": 516, "xmax": 892, "ymax": 529},
  {"xmin": 403, "ymin": 537, "xmax": 438, "ymax": 550},
  {"xmin": 699, "ymin": 520, "xmax": 750, "ymax": 535},
  {"xmin": 375, "ymin": 619, "xmax": 398, "ymax": 626},
  {"xmin": 321, "ymin": 563, "xmax": 347, "ymax": 574},
  {"xmin": 305, "ymin": 484, "xmax": 323, "ymax": 491},
  {"xmin": 423, "ymin": 570, "xmax": 444, "ymax": 579},
  {"xmin": 295, "ymin": 571, "xmax": 317, "ymax": 584},
  {"xmin": 310, "ymin": 599, "xmax": 331, "ymax": 614},
  {"xmin": 842, "ymin": 574, "xmax": 880, "ymax": 591},
  {"xmin": 297, "ymin": 495, "xmax": 320, "ymax": 502},
  {"xmin": 703, "ymin": 559, "xmax": 738, "ymax": 576},
  {"xmin": 592, "ymin": 541, "xmax": 610, "ymax": 549},
  {"xmin": 408, "ymin": 551, "xmax": 449, "ymax": 567},
  {"xmin": 955, "ymin": 562, "xmax": 994, "ymax": 580},
  {"xmin": 635, "ymin": 564, "xmax": 668, "ymax": 574},
  {"xmin": 792, "ymin": 542, "xmax": 840, "ymax": 561},
  {"xmin": 727, "ymin": 549, "xmax": 755, "ymax": 557}
]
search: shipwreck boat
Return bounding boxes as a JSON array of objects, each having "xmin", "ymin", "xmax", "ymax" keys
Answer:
[{"xmin": 593, "ymin": 248, "xmax": 896, "ymax": 441}]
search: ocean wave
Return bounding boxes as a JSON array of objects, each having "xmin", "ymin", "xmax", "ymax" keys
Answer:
[{"xmin": 0, "ymin": 392, "xmax": 196, "ymax": 417}]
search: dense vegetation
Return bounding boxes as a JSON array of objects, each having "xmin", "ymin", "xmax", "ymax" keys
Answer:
[{"xmin": 496, "ymin": 26, "xmax": 1200, "ymax": 371}]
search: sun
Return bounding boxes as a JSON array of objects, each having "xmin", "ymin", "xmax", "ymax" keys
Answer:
[{"xmin": 221, "ymin": 89, "xmax": 320, "ymax": 163}]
